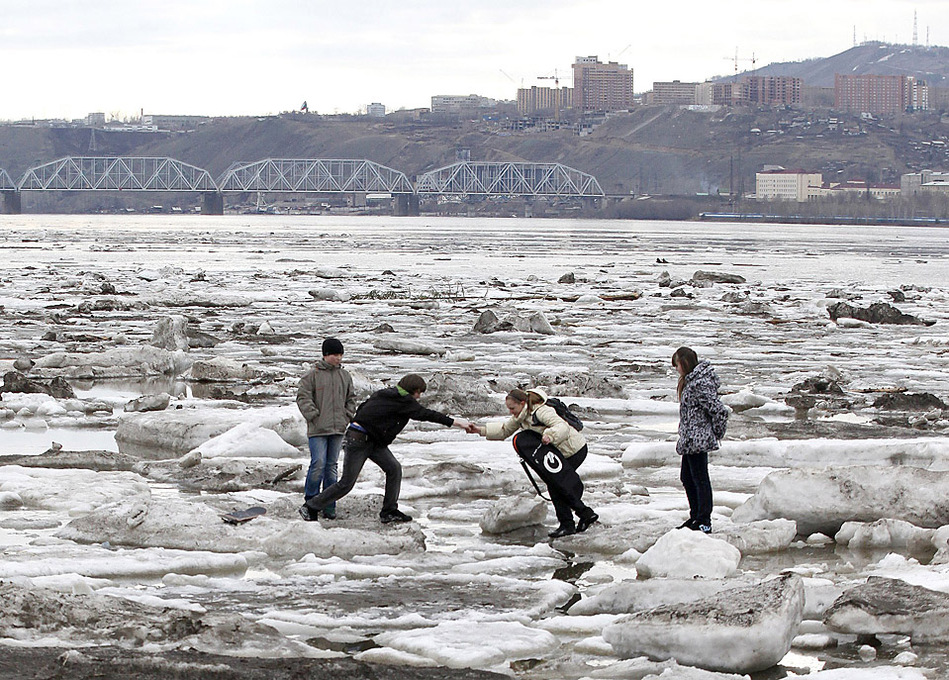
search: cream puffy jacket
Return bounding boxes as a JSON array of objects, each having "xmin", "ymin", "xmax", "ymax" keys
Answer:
[{"xmin": 482, "ymin": 393, "xmax": 586, "ymax": 457}]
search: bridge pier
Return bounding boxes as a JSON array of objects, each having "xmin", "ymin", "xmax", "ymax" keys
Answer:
[
  {"xmin": 202, "ymin": 192, "xmax": 224, "ymax": 215},
  {"xmin": 1, "ymin": 191, "xmax": 22, "ymax": 215},
  {"xmin": 393, "ymin": 193, "xmax": 419, "ymax": 217}
]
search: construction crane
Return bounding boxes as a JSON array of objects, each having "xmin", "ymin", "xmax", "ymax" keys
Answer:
[
  {"xmin": 537, "ymin": 69, "xmax": 562, "ymax": 121},
  {"xmin": 724, "ymin": 48, "xmax": 757, "ymax": 81}
]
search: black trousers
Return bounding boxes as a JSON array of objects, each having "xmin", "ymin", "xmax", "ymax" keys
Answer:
[
  {"xmin": 304, "ymin": 433, "xmax": 402, "ymax": 514},
  {"xmin": 680, "ymin": 451, "xmax": 713, "ymax": 526},
  {"xmin": 548, "ymin": 445, "xmax": 593, "ymax": 528}
]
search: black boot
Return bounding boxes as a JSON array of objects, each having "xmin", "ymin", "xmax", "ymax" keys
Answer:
[
  {"xmin": 380, "ymin": 508, "xmax": 412, "ymax": 524},
  {"xmin": 548, "ymin": 524, "xmax": 576, "ymax": 538},
  {"xmin": 577, "ymin": 512, "xmax": 599, "ymax": 533}
]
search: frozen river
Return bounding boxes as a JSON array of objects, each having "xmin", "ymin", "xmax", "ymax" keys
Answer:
[{"xmin": 2, "ymin": 214, "xmax": 949, "ymax": 679}]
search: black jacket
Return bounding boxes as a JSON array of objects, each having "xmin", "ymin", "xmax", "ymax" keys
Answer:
[{"xmin": 352, "ymin": 387, "xmax": 454, "ymax": 446}]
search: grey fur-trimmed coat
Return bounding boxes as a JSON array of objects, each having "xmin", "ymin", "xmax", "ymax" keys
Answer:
[{"xmin": 677, "ymin": 360, "xmax": 729, "ymax": 456}]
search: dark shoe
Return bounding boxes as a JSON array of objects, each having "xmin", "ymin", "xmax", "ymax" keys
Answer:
[
  {"xmin": 322, "ymin": 510, "xmax": 337, "ymax": 520},
  {"xmin": 577, "ymin": 513, "xmax": 599, "ymax": 533},
  {"xmin": 548, "ymin": 524, "xmax": 577, "ymax": 539},
  {"xmin": 380, "ymin": 509, "xmax": 412, "ymax": 524},
  {"xmin": 697, "ymin": 523, "xmax": 712, "ymax": 534},
  {"xmin": 298, "ymin": 505, "xmax": 317, "ymax": 522},
  {"xmin": 678, "ymin": 519, "xmax": 698, "ymax": 530}
]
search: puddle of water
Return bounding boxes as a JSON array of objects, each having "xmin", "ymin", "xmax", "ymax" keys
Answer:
[{"xmin": 0, "ymin": 428, "xmax": 118, "ymax": 455}]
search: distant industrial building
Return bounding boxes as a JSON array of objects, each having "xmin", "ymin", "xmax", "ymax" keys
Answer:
[
  {"xmin": 85, "ymin": 112, "xmax": 106, "ymax": 127},
  {"xmin": 835, "ymin": 74, "xmax": 929, "ymax": 115},
  {"xmin": 652, "ymin": 81, "xmax": 699, "ymax": 105},
  {"xmin": 366, "ymin": 102, "xmax": 386, "ymax": 118},
  {"xmin": 430, "ymin": 94, "xmax": 497, "ymax": 115},
  {"xmin": 572, "ymin": 56, "xmax": 634, "ymax": 112},
  {"xmin": 755, "ymin": 168, "xmax": 823, "ymax": 202},
  {"xmin": 516, "ymin": 86, "xmax": 572, "ymax": 116},
  {"xmin": 901, "ymin": 170, "xmax": 949, "ymax": 196},
  {"xmin": 811, "ymin": 180, "xmax": 901, "ymax": 199}
]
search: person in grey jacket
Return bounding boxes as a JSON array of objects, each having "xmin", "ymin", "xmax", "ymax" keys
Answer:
[
  {"xmin": 673, "ymin": 347, "xmax": 729, "ymax": 534},
  {"xmin": 296, "ymin": 337, "xmax": 356, "ymax": 518}
]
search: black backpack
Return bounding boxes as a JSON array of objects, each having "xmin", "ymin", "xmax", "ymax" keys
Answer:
[{"xmin": 534, "ymin": 397, "xmax": 584, "ymax": 431}]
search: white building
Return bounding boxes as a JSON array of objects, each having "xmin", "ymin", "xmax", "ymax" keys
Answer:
[
  {"xmin": 901, "ymin": 170, "xmax": 949, "ymax": 196},
  {"xmin": 755, "ymin": 169, "xmax": 823, "ymax": 202},
  {"xmin": 367, "ymin": 102, "xmax": 386, "ymax": 118}
]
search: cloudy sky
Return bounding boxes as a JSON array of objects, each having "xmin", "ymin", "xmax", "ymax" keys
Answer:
[{"xmin": 0, "ymin": 0, "xmax": 941, "ymax": 121}]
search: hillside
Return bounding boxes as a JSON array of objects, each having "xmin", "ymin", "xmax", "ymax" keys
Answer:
[
  {"xmin": 1, "ymin": 105, "xmax": 948, "ymax": 201},
  {"xmin": 744, "ymin": 41, "xmax": 949, "ymax": 88}
]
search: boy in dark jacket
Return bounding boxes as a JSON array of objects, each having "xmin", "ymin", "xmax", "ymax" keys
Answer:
[{"xmin": 299, "ymin": 374, "xmax": 472, "ymax": 524}]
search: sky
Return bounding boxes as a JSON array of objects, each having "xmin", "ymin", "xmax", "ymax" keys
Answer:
[{"xmin": 0, "ymin": 0, "xmax": 943, "ymax": 121}]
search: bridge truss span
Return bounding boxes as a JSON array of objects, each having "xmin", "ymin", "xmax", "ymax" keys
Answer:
[
  {"xmin": 0, "ymin": 168, "xmax": 14, "ymax": 191},
  {"xmin": 217, "ymin": 159, "xmax": 413, "ymax": 194},
  {"xmin": 416, "ymin": 161, "xmax": 604, "ymax": 197},
  {"xmin": 18, "ymin": 157, "xmax": 218, "ymax": 192}
]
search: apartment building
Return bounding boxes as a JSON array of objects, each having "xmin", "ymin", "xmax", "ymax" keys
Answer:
[
  {"xmin": 366, "ymin": 103, "xmax": 386, "ymax": 118},
  {"xmin": 835, "ymin": 74, "xmax": 929, "ymax": 115},
  {"xmin": 652, "ymin": 81, "xmax": 699, "ymax": 105},
  {"xmin": 430, "ymin": 94, "xmax": 496, "ymax": 114},
  {"xmin": 756, "ymin": 169, "xmax": 823, "ymax": 202},
  {"xmin": 738, "ymin": 76, "xmax": 802, "ymax": 106},
  {"xmin": 572, "ymin": 56, "xmax": 635, "ymax": 112},
  {"xmin": 516, "ymin": 86, "xmax": 573, "ymax": 116}
]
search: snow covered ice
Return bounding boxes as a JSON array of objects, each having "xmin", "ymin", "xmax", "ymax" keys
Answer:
[{"xmin": 3, "ymin": 215, "xmax": 949, "ymax": 677}]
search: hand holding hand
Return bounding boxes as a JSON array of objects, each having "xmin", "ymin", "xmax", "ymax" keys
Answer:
[
  {"xmin": 466, "ymin": 422, "xmax": 481, "ymax": 435},
  {"xmin": 453, "ymin": 417, "xmax": 473, "ymax": 432}
]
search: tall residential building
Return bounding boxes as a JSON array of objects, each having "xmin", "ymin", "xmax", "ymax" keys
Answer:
[
  {"xmin": 572, "ymin": 56, "xmax": 634, "ymax": 112},
  {"xmin": 516, "ymin": 86, "xmax": 573, "ymax": 116},
  {"xmin": 366, "ymin": 102, "xmax": 386, "ymax": 117},
  {"xmin": 652, "ymin": 81, "xmax": 699, "ymax": 105},
  {"xmin": 756, "ymin": 169, "xmax": 823, "ymax": 202},
  {"xmin": 738, "ymin": 76, "xmax": 802, "ymax": 106},
  {"xmin": 835, "ymin": 74, "xmax": 929, "ymax": 115}
]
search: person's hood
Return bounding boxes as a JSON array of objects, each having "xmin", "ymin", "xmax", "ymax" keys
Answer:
[
  {"xmin": 686, "ymin": 360, "xmax": 720, "ymax": 393},
  {"xmin": 526, "ymin": 387, "xmax": 549, "ymax": 404}
]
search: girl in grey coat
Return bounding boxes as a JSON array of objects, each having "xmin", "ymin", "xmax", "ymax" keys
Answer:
[{"xmin": 673, "ymin": 347, "xmax": 728, "ymax": 533}]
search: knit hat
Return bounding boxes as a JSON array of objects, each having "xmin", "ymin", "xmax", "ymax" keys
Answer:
[{"xmin": 321, "ymin": 337, "xmax": 344, "ymax": 356}]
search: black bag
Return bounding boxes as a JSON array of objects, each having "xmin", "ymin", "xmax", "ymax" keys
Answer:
[
  {"xmin": 512, "ymin": 430, "xmax": 583, "ymax": 503},
  {"xmin": 534, "ymin": 397, "xmax": 583, "ymax": 431}
]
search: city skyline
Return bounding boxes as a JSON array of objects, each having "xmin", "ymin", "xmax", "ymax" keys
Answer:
[{"xmin": 0, "ymin": 0, "xmax": 942, "ymax": 121}]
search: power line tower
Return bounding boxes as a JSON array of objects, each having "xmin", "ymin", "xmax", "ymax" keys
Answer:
[{"xmin": 913, "ymin": 10, "xmax": 918, "ymax": 46}]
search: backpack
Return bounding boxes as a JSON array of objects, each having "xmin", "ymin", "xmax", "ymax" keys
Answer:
[{"xmin": 534, "ymin": 397, "xmax": 584, "ymax": 432}]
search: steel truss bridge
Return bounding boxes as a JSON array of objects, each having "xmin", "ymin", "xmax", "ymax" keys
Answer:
[
  {"xmin": 416, "ymin": 161, "xmax": 603, "ymax": 197},
  {"xmin": 218, "ymin": 158, "xmax": 413, "ymax": 194},
  {"xmin": 0, "ymin": 168, "xmax": 14, "ymax": 190},
  {"xmin": 18, "ymin": 157, "xmax": 218, "ymax": 192},
  {"xmin": 1, "ymin": 156, "xmax": 605, "ymax": 215}
]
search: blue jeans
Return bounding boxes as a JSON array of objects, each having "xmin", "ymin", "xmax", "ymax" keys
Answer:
[{"xmin": 305, "ymin": 435, "xmax": 342, "ymax": 511}]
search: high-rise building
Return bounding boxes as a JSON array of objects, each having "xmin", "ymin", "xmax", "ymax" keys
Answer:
[
  {"xmin": 835, "ymin": 74, "xmax": 929, "ymax": 115},
  {"xmin": 738, "ymin": 76, "xmax": 802, "ymax": 106},
  {"xmin": 516, "ymin": 86, "xmax": 572, "ymax": 116},
  {"xmin": 571, "ymin": 56, "xmax": 634, "ymax": 112},
  {"xmin": 652, "ymin": 81, "xmax": 699, "ymax": 105},
  {"xmin": 366, "ymin": 102, "xmax": 386, "ymax": 118}
]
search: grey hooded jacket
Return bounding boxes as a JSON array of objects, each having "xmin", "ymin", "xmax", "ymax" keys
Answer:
[
  {"xmin": 296, "ymin": 360, "xmax": 357, "ymax": 437},
  {"xmin": 677, "ymin": 360, "xmax": 729, "ymax": 456}
]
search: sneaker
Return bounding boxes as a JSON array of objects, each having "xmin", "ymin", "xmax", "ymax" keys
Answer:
[
  {"xmin": 577, "ymin": 512, "xmax": 599, "ymax": 533},
  {"xmin": 697, "ymin": 524, "xmax": 712, "ymax": 534},
  {"xmin": 380, "ymin": 509, "xmax": 412, "ymax": 524},
  {"xmin": 548, "ymin": 524, "xmax": 577, "ymax": 539},
  {"xmin": 322, "ymin": 510, "xmax": 337, "ymax": 520},
  {"xmin": 678, "ymin": 519, "xmax": 698, "ymax": 530},
  {"xmin": 298, "ymin": 505, "xmax": 317, "ymax": 522}
]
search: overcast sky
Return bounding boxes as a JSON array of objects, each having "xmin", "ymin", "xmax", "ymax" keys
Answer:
[{"xmin": 0, "ymin": 0, "xmax": 941, "ymax": 121}]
